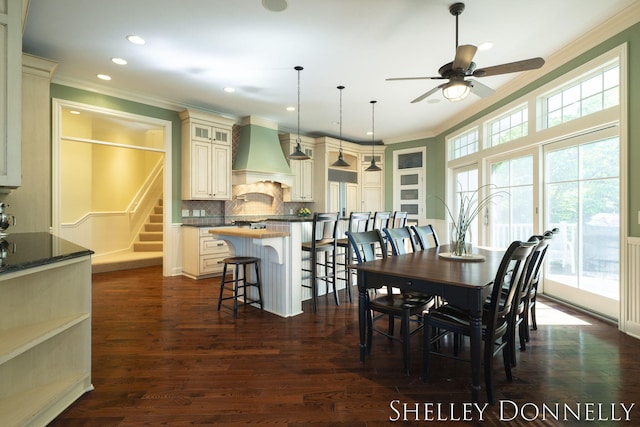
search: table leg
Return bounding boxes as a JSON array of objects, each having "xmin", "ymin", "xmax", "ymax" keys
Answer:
[
  {"xmin": 469, "ymin": 311, "xmax": 482, "ymax": 402},
  {"xmin": 358, "ymin": 270, "xmax": 367, "ymax": 362}
]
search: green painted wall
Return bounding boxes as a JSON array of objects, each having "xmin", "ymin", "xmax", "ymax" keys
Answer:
[
  {"xmin": 50, "ymin": 84, "xmax": 183, "ymax": 222},
  {"xmin": 385, "ymin": 22, "xmax": 640, "ymax": 236}
]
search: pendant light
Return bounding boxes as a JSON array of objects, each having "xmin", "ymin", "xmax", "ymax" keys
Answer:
[
  {"xmin": 331, "ymin": 85, "xmax": 350, "ymax": 167},
  {"xmin": 365, "ymin": 100, "xmax": 382, "ymax": 172},
  {"xmin": 289, "ymin": 66, "xmax": 310, "ymax": 160}
]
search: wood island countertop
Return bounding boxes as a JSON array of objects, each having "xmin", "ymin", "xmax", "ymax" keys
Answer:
[{"xmin": 208, "ymin": 227, "xmax": 289, "ymax": 239}]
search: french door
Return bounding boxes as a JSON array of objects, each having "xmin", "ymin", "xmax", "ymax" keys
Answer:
[{"xmin": 543, "ymin": 129, "xmax": 620, "ymax": 319}]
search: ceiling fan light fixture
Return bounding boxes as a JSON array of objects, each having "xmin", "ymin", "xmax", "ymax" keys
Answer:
[{"xmin": 442, "ymin": 80, "xmax": 471, "ymax": 101}]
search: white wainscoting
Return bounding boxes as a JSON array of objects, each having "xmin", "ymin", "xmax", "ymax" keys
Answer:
[{"xmin": 622, "ymin": 237, "xmax": 640, "ymax": 338}]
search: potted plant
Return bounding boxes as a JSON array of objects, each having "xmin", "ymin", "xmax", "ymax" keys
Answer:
[
  {"xmin": 434, "ymin": 184, "xmax": 508, "ymax": 257},
  {"xmin": 298, "ymin": 207, "xmax": 311, "ymax": 217}
]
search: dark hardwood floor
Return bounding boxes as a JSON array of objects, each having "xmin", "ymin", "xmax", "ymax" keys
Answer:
[{"xmin": 49, "ymin": 266, "xmax": 640, "ymax": 426}]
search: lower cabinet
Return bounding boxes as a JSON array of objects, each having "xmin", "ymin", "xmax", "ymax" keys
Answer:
[
  {"xmin": 0, "ymin": 256, "xmax": 92, "ymax": 427},
  {"xmin": 182, "ymin": 226, "xmax": 231, "ymax": 279}
]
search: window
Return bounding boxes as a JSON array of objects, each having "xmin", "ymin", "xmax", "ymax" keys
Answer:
[
  {"xmin": 449, "ymin": 128, "xmax": 478, "ymax": 160},
  {"xmin": 541, "ymin": 61, "xmax": 619, "ymax": 129},
  {"xmin": 487, "ymin": 105, "xmax": 528, "ymax": 147}
]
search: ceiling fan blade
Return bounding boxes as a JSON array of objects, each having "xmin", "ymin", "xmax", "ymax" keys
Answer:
[
  {"xmin": 473, "ymin": 57, "xmax": 545, "ymax": 77},
  {"xmin": 410, "ymin": 84, "xmax": 445, "ymax": 103},
  {"xmin": 469, "ymin": 79, "xmax": 495, "ymax": 98},
  {"xmin": 386, "ymin": 76, "xmax": 445, "ymax": 81},
  {"xmin": 452, "ymin": 44, "xmax": 477, "ymax": 71}
]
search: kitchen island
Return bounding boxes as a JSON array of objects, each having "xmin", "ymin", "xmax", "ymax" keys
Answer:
[
  {"xmin": 0, "ymin": 233, "xmax": 93, "ymax": 427},
  {"xmin": 209, "ymin": 222, "xmax": 300, "ymax": 317}
]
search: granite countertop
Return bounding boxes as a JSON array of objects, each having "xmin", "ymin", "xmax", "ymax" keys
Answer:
[
  {"xmin": 0, "ymin": 232, "xmax": 94, "ymax": 275},
  {"xmin": 182, "ymin": 215, "xmax": 346, "ymax": 227},
  {"xmin": 208, "ymin": 227, "xmax": 289, "ymax": 239}
]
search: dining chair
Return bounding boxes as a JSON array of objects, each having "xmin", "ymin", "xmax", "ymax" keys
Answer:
[
  {"xmin": 336, "ymin": 211, "xmax": 371, "ymax": 302},
  {"xmin": 526, "ymin": 227, "xmax": 559, "ymax": 336},
  {"xmin": 410, "ymin": 224, "xmax": 440, "ymax": 250},
  {"xmin": 369, "ymin": 211, "xmax": 392, "ymax": 257},
  {"xmin": 392, "ymin": 211, "xmax": 408, "ymax": 228},
  {"xmin": 301, "ymin": 212, "xmax": 340, "ymax": 312},
  {"xmin": 422, "ymin": 238, "xmax": 538, "ymax": 404},
  {"xmin": 508, "ymin": 234, "xmax": 550, "ymax": 366},
  {"xmin": 346, "ymin": 229, "xmax": 433, "ymax": 376},
  {"xmin": 382, "ymin": 226, "xmax": 417, "ymax": 256}
]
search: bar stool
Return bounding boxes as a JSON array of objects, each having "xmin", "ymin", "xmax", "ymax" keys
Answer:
[
  {"xmin": 336, "ymin": 211, "xmax": 371, "ymax": 302},
  {"xmin": 301, "ymin": 212, "xmax": 339, "ymax": 312},
  {"xmin": 217, "ymin": 256, "xmax": 263, "ymax": 318}
]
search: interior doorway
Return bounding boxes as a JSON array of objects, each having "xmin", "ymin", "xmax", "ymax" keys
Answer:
[{"xmin": 51, "ymin": 99, "xmax": 172, "ymax": 273}]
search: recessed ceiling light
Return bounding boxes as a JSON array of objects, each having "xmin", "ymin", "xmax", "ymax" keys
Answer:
[
  {"xmin": 223, "ymin": 87, "xmax": 235, "ymax": 93},
  {"xmin": 478, "ymin": 41, "xmax": 493, "ymax": 51},
  {"xmin": 126, "ymin": 35, "xmax": 146, "ymax": 45},
  {"xmin": 97, "ymin": 74, "xmax": 112, "ymax": 81},
  {"xmin": 262, "ymin": 0, "xmax": 287, "ymax": 12},
  {"xmin": 111, "ymin": 57, "xmax": 127, "ymax": 65},
  {"xmin": 286, "ymin": 106, "xmax": 295, "ymax": 111}
]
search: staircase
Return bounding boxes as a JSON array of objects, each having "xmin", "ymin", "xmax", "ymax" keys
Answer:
[
  {"xmin": 92, "ymin": 200, "xmax": 164, "ymax": 274},
  {"xmin": 134, "ymin": 200, "xmax": 164, "ymax": 252}
]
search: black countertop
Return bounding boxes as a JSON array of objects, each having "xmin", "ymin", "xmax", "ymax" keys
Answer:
[{"xmin": 0, "ymin": 232, "xmax": 94, "ymax": 275}]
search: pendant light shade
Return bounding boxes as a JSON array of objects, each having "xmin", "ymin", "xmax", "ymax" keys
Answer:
[
  {"xmin": 365, "ymin": 100, "xmax": 382, "ymax": 172},
  {"xmin": 331, "ymin": 85, "xmax": 350, "ymax": 167},
  {"xmin": 289, "ymin": 66, "xmax": 311, "ymax": 160}
]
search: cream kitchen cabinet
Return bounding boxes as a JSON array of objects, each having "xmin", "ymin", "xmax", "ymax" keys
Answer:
[
  {"xmin": 0, "ymin": 234, "xmax": 93, "ymax": 427},
  {"xmin": 279, "ymin": 135, "xmax": 314, "ymax": 202},
  {"xmin": 182, "ymin": 226, "xmax": 231, "ymax": 279},
  {"xmin": 180, "ymin": 110, "xmax": 234, "ymax": 200},
  {"xmin": 0, "ymin": 0, "xmax": 22, "ymax": 189}
]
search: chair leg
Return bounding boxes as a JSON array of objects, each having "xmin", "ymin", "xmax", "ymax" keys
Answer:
[
  {"xmin": 402, "ymin": 309, "xmax": 410, "ymax": 376},
  {"xmin": 485, "ymin": 344, "xmax": 497, "ymax": 405},
  {"xmin": 330, "ymin": 251, "xmax": 340, "ymax": 306},
  {"xmin": 345, "ymin": 246, "xmax": 353, "ymax": 303},
  {"xmin": 254, "ymin": 261, "xmax": 263, "ymax": 310},
  {"xmin": 311, "ymin": 253, "xmax": 318, "ymax": 312},
  {"xmin": 388, "ymin": 313, "xmax": 395, "ymax": 337},
  {"xmin": 531, "ymin": 300, "xmax": 538, "ymax": 330},
  {"xmin": 366, "ymin": 305, "xmax": 373, "ymax": 355},
  {"xmin": 519, "ymin": 315, "xmax": 527, "ymax": 351},
  {"xmin": 508, "ymin": 319, "xmax": 518, "ymax": 367},
  {"xmin": 217, "ymin": 263, "xmax": 228, "ymax": 311},
  {"xmin": 423, "ymin": 318, "xmax": 432, "ymax": 383},
  {"xmin": 233, "ymin": 263, "xmax": 240, "ymax": 318}
]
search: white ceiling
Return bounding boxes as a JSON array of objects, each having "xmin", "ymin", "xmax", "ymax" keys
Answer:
[{"xmin": 22, "ymin": 0, "xmax": 637, "ymax": 144}]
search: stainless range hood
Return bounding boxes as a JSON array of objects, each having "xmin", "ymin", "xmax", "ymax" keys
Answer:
[{"xmin": 232, "ymin": 116, "xmax": 294, "ymax": 187}]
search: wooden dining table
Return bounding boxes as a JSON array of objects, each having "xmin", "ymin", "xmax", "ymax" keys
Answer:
[{"xmin": 351, "ymin": 244, "xmax": 505, "ymax": 402}]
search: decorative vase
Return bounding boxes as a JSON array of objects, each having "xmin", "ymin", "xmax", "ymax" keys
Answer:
[{"xmin": 450, "ymin": 224, "xmax": 471, "ymax": 257}]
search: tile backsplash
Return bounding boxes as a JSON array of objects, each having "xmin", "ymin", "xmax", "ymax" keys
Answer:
[{"xmin": 181, "ymin": 182, "xmax": 310, "ymax": 222}]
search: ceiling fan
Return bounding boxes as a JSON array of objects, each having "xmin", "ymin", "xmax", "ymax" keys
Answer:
[{"xmin": 387, "ymin": 2, "xmax": 545, "ymax": 103}]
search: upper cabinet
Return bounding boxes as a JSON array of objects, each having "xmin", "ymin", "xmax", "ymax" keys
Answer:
[
  {"xmin": 0, "ymin": 0, "xmax": 23, "ymax": 188},
  {"xmin": 180, "ymin": 110, "xmax": 234, "ymax": 200}
]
